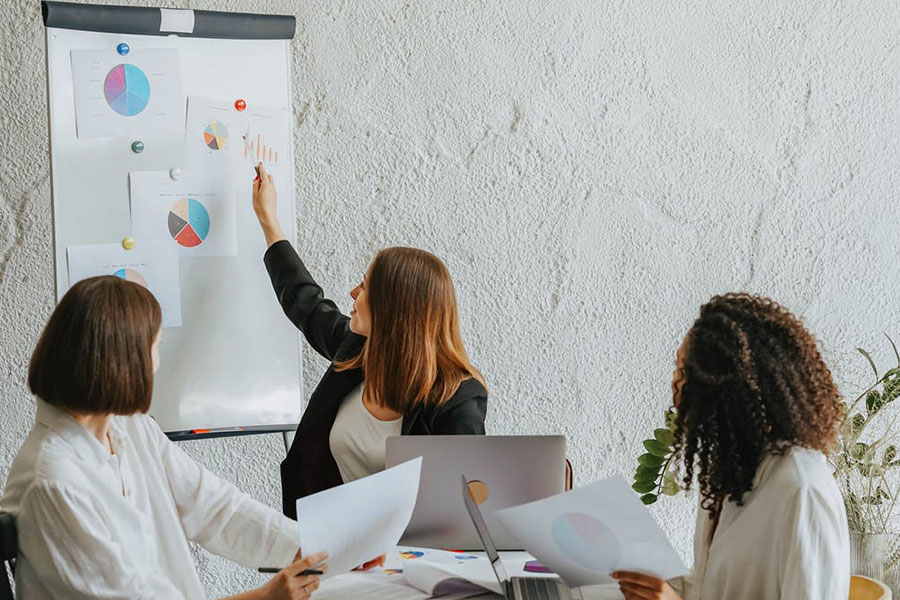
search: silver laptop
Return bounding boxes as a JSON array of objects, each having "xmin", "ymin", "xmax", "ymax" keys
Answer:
[
  {"xmin": 386, "ymin": 435, "xmax": 566, "ymax": 550},
  {"xmin": 462, "ymin": 475, "xmax": 582, "ymax": 600}
]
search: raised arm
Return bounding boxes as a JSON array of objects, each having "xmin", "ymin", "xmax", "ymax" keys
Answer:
[{"xmin": 252, "ymin": 163, "xmax": 351, "ymax": 361}]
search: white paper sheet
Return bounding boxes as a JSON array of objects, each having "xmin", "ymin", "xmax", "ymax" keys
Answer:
[
  {"xmin": 183, "ymin": 95, "xmax": 290, "ymax": 180},
  {"xmin": 493, "ymin": 475, "xmax": 688, "ymax": 588},
  {"xmin": 129, "ymin": 170, "xmax": 237, "ymax": 258},
  {"xmin": 70, "ymin": 48, "xmax": 184, "ymax": 138},
  {"xmin": 66, "ymin": 242, "xmax": 182, "ymax": 328},
  {"xmin": 297, "ymin": 458, "xmax": 423, "ymax": 578}
]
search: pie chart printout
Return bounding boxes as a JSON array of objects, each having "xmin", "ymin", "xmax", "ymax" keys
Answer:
[
  {"xmin": 551, "ymin": 512, "xmax": 621, "ymax": 572},
  {"xmin": 103, "ymin": 64, "xmax": 151, "ymax": 117},
  {"xmin": 203, "ymin": 121, "xmax": 228, "ymax": 150},
  {"xmin": 168, "ymin": 198, "xmax": 211, "ymax": 248},
  {"xmin": 113, "ymin": 268, "xmax": 148, "ymax": 288}
]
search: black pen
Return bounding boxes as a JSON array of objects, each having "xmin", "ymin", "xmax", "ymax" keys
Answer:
[{"xmin": 258, "ymin": 567, "xmax": 324, "ymax": 575}]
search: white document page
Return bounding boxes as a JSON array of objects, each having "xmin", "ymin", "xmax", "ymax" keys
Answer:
[
  {"xmin": 66, "ymin": 241, "xmax": 182, "ymax": 328},
  {"xmin": 70, "ymin": 48, "xmax": 184, "ymax": 138},
  {"xmin": 493, "ymin": 474, "xmax": 688, "ymax": 588},
  {"xmin": 297, "ymin": 458, "xmax": 422, "ymax": 578},
  {"xmin": 129, "ymin": 170, "xmax": 237, "ymax": 258}
]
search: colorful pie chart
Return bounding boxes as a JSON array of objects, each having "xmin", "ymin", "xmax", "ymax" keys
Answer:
[
  {"xmin": 204, "ymin": 121, "xmax": 228, "ymax": 150},
  {"xmin": 399, "ymin": 551, "xmax": 425, "ymax": 560},
  {"xmin": 550, "ymin": 512, "xmax": 621, "ymax": 572},
  {"xmin": 168, "ymin": 197, "xmax": 210, "ymax": 248},
  {"xmin": 103, "ymin": 64, "xmax": 150, "ymax": 117},
  {"xmin": 113, "ymin": 268, "xmax": 148, "ymax": 287}
]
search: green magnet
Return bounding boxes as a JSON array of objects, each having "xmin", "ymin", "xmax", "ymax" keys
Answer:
[{"xmin": 131, "ymin": 140, "xmax": 144, "ymax": 153}]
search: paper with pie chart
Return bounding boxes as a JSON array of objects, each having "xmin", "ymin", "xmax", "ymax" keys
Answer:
[
  {"xmin": 183, "ymin": 95, "xmax": 290, "ymax": 175},
  {"xmin": 493, "ymin": 474, "xmax": 687, "ymax": 588},
  {"xmin": 70, "ymin": 48, "xmax": 184, "ymax": 138},
  {"xmin": 129, "ymin": 170, "xmax": 237, "ymax": 258},
  {"xmin": 66, "ymin": 242, "xmax": 182, "ymax": 328}
]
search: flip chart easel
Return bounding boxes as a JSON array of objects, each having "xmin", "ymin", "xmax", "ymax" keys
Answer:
[{"xmin": 42, "ymin": 1, "xmax": 303, "ymax": 441}]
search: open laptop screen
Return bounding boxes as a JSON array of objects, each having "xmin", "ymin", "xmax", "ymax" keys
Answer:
[{"xmin": 462, "ymin": 475, "xmax": 509, "ymax": 585}]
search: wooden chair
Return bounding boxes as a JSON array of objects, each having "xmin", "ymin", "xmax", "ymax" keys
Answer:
[
  {"xmin": 0, "ymin": 512, "xmax": 16, "ymax": 600},
  {"xmin": 565, "ymin": 458, "xmax": 573, "ymax": 491},
  {"xmin": 850, "ymin": 575, "xmax": 892, "ymax": 600}
]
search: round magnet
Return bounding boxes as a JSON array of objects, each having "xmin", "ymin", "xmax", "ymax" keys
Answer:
[
  {"xmin": 117, "ymin": 42, "xmax": 130, "ymax": 55},
  {"xmin": 131, "ymin": 140, "xmax": 144, "ymax": 153},
  {"xmin": 122, "ymin": 237, "xmax": 136, "ymax": 250},
  {"xmin": 169, "ymin": 167, "xmax": 183, "ymax": 180},
  {"xmin": 234, "ymin": 99, "xmax": 247, "ymax": 111}
]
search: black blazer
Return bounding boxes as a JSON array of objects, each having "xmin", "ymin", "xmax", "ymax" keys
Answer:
[{"xmin": 264, "ymin": 241, "xmax": 488, "ymax": 518}]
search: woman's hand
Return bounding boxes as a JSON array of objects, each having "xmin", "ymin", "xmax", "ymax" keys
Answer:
[
  {"xmin": 611, "ymin": 571, "xmax": 682, "ymax": 600},
  {"xmin": 251, "ymin": 162, "xmax": 287, "ymax": 248},
  {"xmin": 353, "ymin": 554, "xmax": 387, "ymax": 570},
  {"xmin": 258, "ymin": 551, "xmax": 327, "ymax": 600}
]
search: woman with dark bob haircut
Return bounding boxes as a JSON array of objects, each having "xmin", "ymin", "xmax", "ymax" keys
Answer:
[
  {"xmin": 0, "ymin": 276, "xmax": 328, "ymax": 600},
  {"xmin": 613, "ymin": 293, "xmax": 849, "ymax": 600}
]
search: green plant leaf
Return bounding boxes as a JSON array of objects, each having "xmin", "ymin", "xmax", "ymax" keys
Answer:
[
  {"xmin": 640, "ymin": 493, "xmax": 658, "ymax": 505},
  {"xmin": 635, "ymin": 464, "xmax": 659, "ymax": 480},
  {"xmin": 852, "ymin": 442, "xmax": 870, "ymax": 461},
  {"xmin": 867, "ymin": 391, "xmax": 885, "ymax": 415},
  {"xmin": 643, "ymin": 439, "xmax": 668, "ymax": 457},
  {"xmin": 886, "ymin": 333, "xmax": 900, "ymax": 367},
  {"xmin": 664, "ymin": 409, "xmax": 678, "ymax": 431},
  {"xmin": 858, "ymin": 347, "xmax": 879, "ymax": 379},
  {"xmin": 884, "ymin": 446, "xmax": 897, "ymax": 466},
  {"xmin": 850, "ymin": 414, "xmax": 866, "ymax": 436},
  {"xmin": 661, "ymin": 472, "xmax": 680, "ymax": 496},
  {"xmin": 632, "ymin": 480, "xmax": 656, "ymax": 494},
  {"xmin": 638, "ymin": 453, "xmax": 664, "ymax": 468},
  {"xmin": 654, "ymin": 428, "xmax": 675, "ymax": 447}
]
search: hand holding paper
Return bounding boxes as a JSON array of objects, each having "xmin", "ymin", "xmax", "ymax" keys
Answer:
[
  {"xmin": 493, "ymin": 474, "xmax": 688, "ymax": 588},
  {"xmin": 296, "ymin": 458, "xmax": 422, "ymax": 578}
]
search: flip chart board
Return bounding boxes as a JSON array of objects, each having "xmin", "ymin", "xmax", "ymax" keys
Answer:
[{"xmin": 43, "ymin": 1, "xmax": 303, "ymax": 439}]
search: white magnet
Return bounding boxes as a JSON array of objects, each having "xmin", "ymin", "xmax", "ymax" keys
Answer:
[{"xmin": 169, "ymin": 167, "xmax": 183, "ymax": 180}]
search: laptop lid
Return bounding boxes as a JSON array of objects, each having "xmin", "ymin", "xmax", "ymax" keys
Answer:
[
  {"xmin": 386, "ymin": 435, "xmax": 566, "ymax": 550},
  {"xmin": 462, "ymin": 475, "xmax": 510, "ymax": 589}
]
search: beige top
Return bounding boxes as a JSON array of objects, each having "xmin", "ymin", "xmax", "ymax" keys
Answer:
[
  {"xmin": 680, "ymin": 447, "xmax": 849, "ymax": 600},
  {"xmin": 329, "ymin": 384, "xmax": 403, "ymax": 483}
]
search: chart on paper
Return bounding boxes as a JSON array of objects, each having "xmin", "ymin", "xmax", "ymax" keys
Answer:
[
  {"xmin": 168, "ymin": 197, "xmax": 211, "ymax": 248},
  {"xmin": 103, "ymin": 63, "xmax": 150, "ymax": 116}
]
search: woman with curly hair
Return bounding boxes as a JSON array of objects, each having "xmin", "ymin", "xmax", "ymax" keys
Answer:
[{"xmin": 613, "ymin": 293, "xmax": 849, "ymax": 600}]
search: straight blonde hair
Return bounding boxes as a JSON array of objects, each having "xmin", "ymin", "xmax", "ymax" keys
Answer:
[{"xmin": 335, "ymin": 247, "xmax": 484, "ymax": 413}]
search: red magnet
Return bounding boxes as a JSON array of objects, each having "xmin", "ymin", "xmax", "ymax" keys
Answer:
[{"xmin": 234, "ymin": 99, "xmax": 247, "ymax": 111}]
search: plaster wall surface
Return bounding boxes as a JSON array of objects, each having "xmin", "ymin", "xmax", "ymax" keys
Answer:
[{"xmin": 2, "ymin": 0, "xmax": 900, "ymax": 596}]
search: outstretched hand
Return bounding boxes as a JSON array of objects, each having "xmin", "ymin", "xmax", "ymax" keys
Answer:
[{"xmin": 251, "ymin": 162, "xmax": 286, "ymax": 248}]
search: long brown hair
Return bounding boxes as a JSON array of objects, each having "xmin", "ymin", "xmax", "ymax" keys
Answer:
[
  {"xmin": 335, "ymin": 247, "xmax": 484, "ymax": 413},
  {"xmin": 29, "ymin": 275, "xmax": 161, "ymax": 415}
]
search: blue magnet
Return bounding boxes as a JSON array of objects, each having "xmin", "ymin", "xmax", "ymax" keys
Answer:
[
  {"xmin": 131, "ymin": 140, "xmax": 144, "ymax": 153},
  {"xmin": 117, "ymin": 42, "xmax": 130, "ymax": 55}
]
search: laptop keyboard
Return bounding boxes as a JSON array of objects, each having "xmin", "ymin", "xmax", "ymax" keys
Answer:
[{"xmin": 517, "ymin": 577, "xmax": 565, "ymax": 600}]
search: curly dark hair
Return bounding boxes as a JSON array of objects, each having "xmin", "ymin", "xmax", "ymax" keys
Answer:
[{"xmin": 674, "ymin": 293, "xmax": 842, "ymax": 519}]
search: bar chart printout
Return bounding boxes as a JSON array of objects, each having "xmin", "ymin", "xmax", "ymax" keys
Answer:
[{"xmin": 243, "ymin": 132, "xmax": 279, "ymax": 164}]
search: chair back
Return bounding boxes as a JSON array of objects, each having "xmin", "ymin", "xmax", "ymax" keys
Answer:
[
  {"xmin": 850, "ymin": 575, "xmax": 892, "ymax": 600},
  {"xmin": 565, "ymin": 458, "xmax": 573, "ymax": 491},
  {"xmin": 0, "ymin": 512, "xmax": 16, "ymax": 600}
]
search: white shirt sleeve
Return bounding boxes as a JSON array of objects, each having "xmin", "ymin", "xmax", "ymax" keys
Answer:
[
  {"xmin": 146, "ymin": 417, "xmax": 302, "ymax": 569},
  {"xmin": 778, "ymin": 486, "xmax": 850, "ymax": 600},
  {"xmin": 18, "ymin": 480, "xmax": 184, "ymax": 600}
]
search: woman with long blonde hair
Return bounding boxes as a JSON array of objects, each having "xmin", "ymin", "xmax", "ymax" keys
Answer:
[{"xmin": 251, "ymin": 163, "xmax": 487, "ymax": 518}]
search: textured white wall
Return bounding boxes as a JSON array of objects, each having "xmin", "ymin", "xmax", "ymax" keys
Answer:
[{"xmin": 2, "ymin": 0, "xmax": 900, "ymax": 596}]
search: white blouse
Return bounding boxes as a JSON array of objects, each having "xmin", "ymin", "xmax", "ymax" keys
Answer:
[
  {"xmin": 0, "ymin": 400, "xmax": 301, "ymax": 600},
  {"xmin": 329, "ymin": 384, "xmax": 403, "ymax": 483},
  {"xmin": 680, "ymin": 447, "xmax": 849, "ymax": 600}
]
